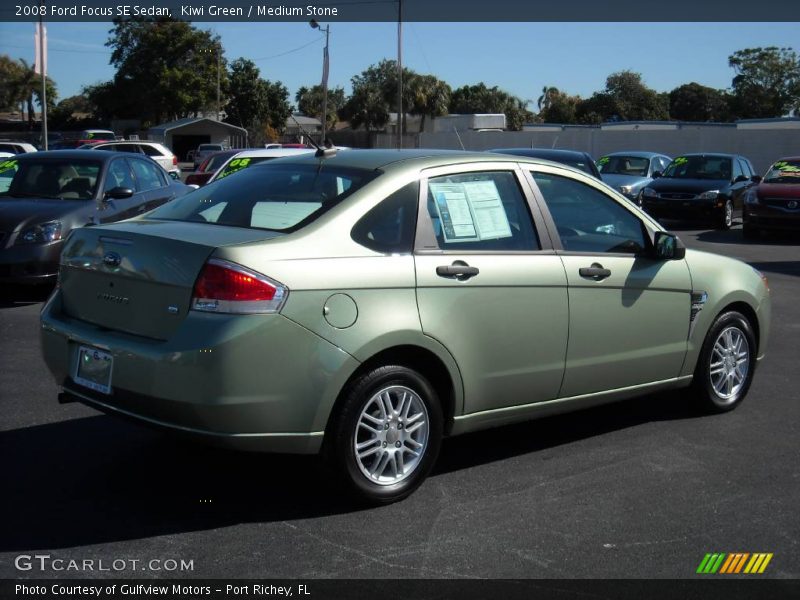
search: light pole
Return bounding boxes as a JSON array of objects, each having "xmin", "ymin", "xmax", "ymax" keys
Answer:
[
  {"xmin": 201, "ymin": 44, "xmax": 221, "ymax": 120},
  {"xmin": 397, "ymin": 0, "xmax": 402, "ymax": 150},
  {"xmin": 310, "ymin": 19, "xmax": 330, "ymax": 145}
]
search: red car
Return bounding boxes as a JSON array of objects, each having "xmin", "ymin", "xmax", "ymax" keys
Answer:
[
  {"xmin": 185, "ymin": 149, "xmax": 242, "ymax": 187},
  {"xmin": 743, "ymin": 156, "xmax": 800, "ymax": 237}
]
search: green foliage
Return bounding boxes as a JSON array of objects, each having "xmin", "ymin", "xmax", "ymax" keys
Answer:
[
  {"xmin": 0, "ymin": 55, "xmax": 57, "ymax": 124},
  {"xmin": 225, "ymin": 58, "xmax": 291, "ymax": 144},
  {"xmin": 341, "ymin": 59, "xmax": 414, "ymax": 131},
  {"xmin": 98, "ymin": 17, "xmax": 227, "ymax": 125},
  {"xmin": 295, "ymin": 84, "xmax": 346, "ymax": 130},
  {"xmin": 576, "ymin": 71, "xmax": 669, "ymax": 123},
  {"xmin": 537, "ymin": 87, "xmax": 581, "ymax": 123},
  {"xmin": 728, "ymin": 47, "xmax": 800, "ymax": 118},
  {"xmin": 668, "ymin": 83, "xmax": 732, "ymax": 122},
  {"xmin": 450, "ymin": 83, "xmax": 532, "ymax": 130},
  {"xmin": 49, "ymin": 94, "xmax": 96, "ymax": 129}
]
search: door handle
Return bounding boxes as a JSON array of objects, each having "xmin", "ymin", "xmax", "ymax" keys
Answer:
[
  {"xmin": 579, "ymin": 263, "xmax": 611, "ymax": 281},
  {"xmin": 436, "ymin": 261, "xmax": 480, "ymax": 280}
]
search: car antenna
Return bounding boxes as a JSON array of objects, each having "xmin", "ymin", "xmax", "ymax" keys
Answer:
[{"xmin": 289, "ymin": 115, "xmax": 337, "ymax": 159}]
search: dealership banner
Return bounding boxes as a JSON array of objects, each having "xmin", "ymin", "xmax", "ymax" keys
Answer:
[
  {"xmin": 2, "ymin": 0, "xmax": 799, "ymax": 22},
  {"xmin": 3, "ymin": 579, "xmax": 800, "ymax": 600}
]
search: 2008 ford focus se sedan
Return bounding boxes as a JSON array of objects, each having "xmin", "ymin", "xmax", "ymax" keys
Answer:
[{"xmin": 41, "ymin": 150, "xmax": 771, "ymax": 503}]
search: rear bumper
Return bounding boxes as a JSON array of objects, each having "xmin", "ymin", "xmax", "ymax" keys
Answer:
[{"xmin": 40, "ymin": 290, "xmax": 360, "ymax": 454}]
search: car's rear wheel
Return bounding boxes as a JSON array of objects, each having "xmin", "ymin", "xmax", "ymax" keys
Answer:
[
  {"xmin": 325, "ymin": 365, "xmax": 443, "ymax": 504},
  {"xmin": 692, "ymin": 311, "xmax": 756, "ymax": 413}
]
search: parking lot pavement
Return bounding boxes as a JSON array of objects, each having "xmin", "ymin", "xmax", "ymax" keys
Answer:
[{"xmin": 1, "ymin": 223, "xmax": 798, "ymax": 579}]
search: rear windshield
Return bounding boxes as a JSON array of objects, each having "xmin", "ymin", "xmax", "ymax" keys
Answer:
[
  {"xmin": 199, "ymin": 144, "xmax": 223, "ymax": 151},
  {"xmin": 150, "ymin": 162, "xmax": 378, "ymax": 232},
  {"xmin": 763, "ymin": 159, "xmax": 800, "ymax": 183}
]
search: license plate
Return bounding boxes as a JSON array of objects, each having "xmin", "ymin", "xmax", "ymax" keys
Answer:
[{"xmin": 74, "ymin": 345, "xmax": 114, "ymax": 395}]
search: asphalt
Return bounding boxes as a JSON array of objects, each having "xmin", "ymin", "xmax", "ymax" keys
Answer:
[{"xmin": 0, "ymin": 222, "xmax": 798, "ymax": 580}]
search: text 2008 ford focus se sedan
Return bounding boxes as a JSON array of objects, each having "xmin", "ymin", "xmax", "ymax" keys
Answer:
[{"xmin": 40, "ymin": 150, "xmax": 770, "ymax": 503}]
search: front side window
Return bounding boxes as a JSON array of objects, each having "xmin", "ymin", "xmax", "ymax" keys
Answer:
[
  {"xmin": 150, "ymin": 163, "xmax": 377, "ymax": 232},
  {"xmin": 425, "ymin": 171, "xmax": 539, "ymax": 251},
  {"xmin": 104, "ymin": 159, "xmax": 136, "ymax": 193},
  {"xmin": 130, "ymin": 159, "xmax": 165, "ymax": 192},
  {"xmin": 532, "ymin": 172, "xmax": 647, "ymax": 254}
]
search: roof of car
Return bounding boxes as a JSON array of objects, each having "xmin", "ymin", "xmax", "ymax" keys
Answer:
[
  {"xmin": 267, "ymin": 148, "xmax": 556, "ymax": 172},
  {"xmin": 491, "ymin": 148, "xmax": 592, "ymax": 160},
  {"xmin": 230, "ymin": 148, "xmax": 317, "ymax": 159},
  {"xmin": 773, "ymin": 156, "xmax": 800, "ymax": 162},
  {"xmin": 15, "ymin": 149, "xmax": 123, "ymax": 161},
  {"xmin": 675, "ymin": 153, "xmax": 741, "ymax": 158},
  {"xmin": 599, "ymin": 151, "xmax": 670, "ymax": 159}
]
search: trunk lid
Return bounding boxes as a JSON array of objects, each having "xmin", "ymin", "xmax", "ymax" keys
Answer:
[{"xmin": 60, "ymin": 219, "xmax": 282, "ymax": 340}]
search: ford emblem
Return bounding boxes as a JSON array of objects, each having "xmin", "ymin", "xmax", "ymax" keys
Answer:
[
  {"xmin": 788, "ymin": 200, "xmax": 798, "ymax": 209},
  {"xmin": 103, "ymin": 252, "xmax": 122, "ymax": 268}
]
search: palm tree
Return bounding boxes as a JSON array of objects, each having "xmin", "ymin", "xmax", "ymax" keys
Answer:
[
  {"xmin": 537, "ymin": 86, "xmax": 559, "ymax": 112},
  {"xmin": 408, "ymin": 74, "xmax": 451, "ymax": 132}
]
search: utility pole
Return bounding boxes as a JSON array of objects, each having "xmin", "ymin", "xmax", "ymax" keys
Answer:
[
  {"xmin": 396, "ymin": 0, "xmax": 403, "ymax": 150},
  {"xmin": 216, "ymin": 43, "xmax": 221, "ymax": 121},
  {"xmin": 38, "ymin": 0, "xmax": 48, "ymax": 149},
  {"xmin": 310, "ymin": 19, "xmax": 330, "ymax": 145}
]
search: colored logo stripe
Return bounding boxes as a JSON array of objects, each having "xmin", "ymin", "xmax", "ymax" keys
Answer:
[{"xmin": 697, "ymin": 553, "xmax": 773, "ymax": 574}]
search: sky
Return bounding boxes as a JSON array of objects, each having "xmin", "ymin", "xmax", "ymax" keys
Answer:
[{"xmin": 1, "ymin": 21, "xmax": 799, "ymax": 109}]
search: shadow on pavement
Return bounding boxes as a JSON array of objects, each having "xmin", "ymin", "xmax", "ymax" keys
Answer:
[
  {"xmin": 1, "ymin": 390, "xmax": 701, "ymax": 551},
  {"xmin": 0, "ymin": 284, "xmax": 53, "ymax": 309}
]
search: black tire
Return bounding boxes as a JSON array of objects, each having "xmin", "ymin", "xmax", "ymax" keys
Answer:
[
  {"xmin": 715, "ymin": 199, "xmax": 733, "ymax": 230},
  {"xmin": 324, "ymin": 365, "xmax": 443, "ymax": 504},
  {"xmin": 691, "ymin": 311, "xmax": 757, "ymax": 413}
]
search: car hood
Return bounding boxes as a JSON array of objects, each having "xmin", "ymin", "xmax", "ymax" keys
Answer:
[
  {"xmin": 601, "ymin": 174, "xmax": 651, "ymax": 189},
  {"xmin": 647, "ymin": 178, "xmax": 729, "ymax": 193},
  {"xmin": 0, "ymin": 197, "xmax": 93, "ymax": 234},
  {"xmin": 756, "ymin": 182, "xmax": 800, "ymax": 198}
]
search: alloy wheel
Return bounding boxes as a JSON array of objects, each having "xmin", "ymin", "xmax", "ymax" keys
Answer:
[{"xmin": 709, "ymin": 326, "xmax": 750, "ymax": 402}]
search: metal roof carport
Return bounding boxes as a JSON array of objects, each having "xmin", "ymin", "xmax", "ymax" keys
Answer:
[{"xmin": 147, "ymin": 118, "xmax": 248, "ymax": 161}]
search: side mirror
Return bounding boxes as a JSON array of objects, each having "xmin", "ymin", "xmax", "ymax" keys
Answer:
[
  {"xmin": 653, "ymin": 231, "xmax": 686, "ymax": 260},
  {"xmin": 187, "ymin": 184, "xmax": 200, "ymax": 190},
  {"xmin": 652, "ymin": 171, "xmax": 662, "ymax": 179},
  {"xmin": 751, "ymin": 175, "xmax": 762, "ymax": 184},
  {"xmin": 104, "ymin": 186, "xmax": 133, "ymax": 200},
  {"xmin": 734, "ymin": 174, "xmax": 749, "ymax": 183},
  {"xmin": 168, "ymin": 171, "xmax": 180, "ymax": 181}
]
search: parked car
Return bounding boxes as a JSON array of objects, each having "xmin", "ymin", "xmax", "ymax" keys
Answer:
[
  {"xmin": 207, "ymin": 147, "xmax": 316, "ymax": 183},
  {"xmin": 79, "ymin": 129, "xmax": 116, "ymax": 141},
  {"xmin": 743, "ymin": 156, "xmax": 800, "ymax": 237},
  {"xmin": 41, "ymin": 149, "xmax": 770, "ymax": 503},
  {"xmin": 185, "ymin": 149, "xmax": 242, "ymax": 187},
  {"xmin": 491, "ymin": 147, "xmax": 602, "ymax": 178},
  {"xmin": 49, "ymin": 139, "xmax": 103, "ymax": 150},
  {"xmin": 0, "ymin": 140, "xmax": 37, "ymax": 154},
  {"xmin": 80, "ymin": 140, "xmax": 180, "ymax": 179},
  {"xmin": 641, "ymin": 153, "xmax": 759, "ymax": 229},
  {"xmin": 193, "ymin": 143, "xmax": 228, "ymax": 169},
  {"xmin": 0, "ymin": 150, "xmax": 191, "ymax": 284},
  {"xmin": 596, "ymin": 151, "xmax": 672, "ymax": 204}
]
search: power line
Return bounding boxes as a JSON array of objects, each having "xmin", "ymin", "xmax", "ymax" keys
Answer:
[{"xmin": 250, "ymin": 36, "xmax": 324, "ymax": 61}]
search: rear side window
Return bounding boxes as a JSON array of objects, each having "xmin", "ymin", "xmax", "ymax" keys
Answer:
[
  {"xmin": 425, "ymin": 171, "xmax": 539, "ymax": 251},
  {"xmin": 139, "ymin": 145, "xmax": 162, "ymax": 157},
  {"xmin": 352, "ymin": 182, "xmax": 418, "ymax": 253},
  {"xmin": 150, "ymin": 163, "xmax": 378, "ymax": 232},
  {"xmin": 131, "ymin": 159, "xmax": 165, "ymax": 191}
]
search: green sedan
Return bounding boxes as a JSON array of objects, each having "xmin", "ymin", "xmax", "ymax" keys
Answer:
[{"xmin": 40, "ymin": 150, "xmax": 771, "ymax": 503}]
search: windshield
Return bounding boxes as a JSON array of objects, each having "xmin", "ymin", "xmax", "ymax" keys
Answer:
[
  {"xmin": 150, "ymin": 162, "xmax": 378, "ymax": 232},
  {"xmin": 597, "ymin": 155, "xmax": 650, "ymax": 176},
  {"xmin": 662, "ymin": 155, "xmax": 732, "ymax": 180},
  {"xmin": 214, "ymin": 156, "xmax": 276, "ymax": 180},
  {"xmin": 763, "ymin": 159, "xmax": 800, "ymax": 184},
  {"xmin": 0, "ymin": 158, "xmax": 101, "ymax": 199},
  {"xmin": 198, "ymin": 144, "xmax": 223, "ymax": 152}
]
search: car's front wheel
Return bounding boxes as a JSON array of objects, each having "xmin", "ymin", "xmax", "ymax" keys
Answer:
[
  {"xmin": 716, "ymin": 199, "xmax": 733, "ymax": 230},
  {"xmin": 325, "ymin": 365, "xmax": 443, "ymax": 504},
  {"xmin": 692, "ymin": 311, "xmax": 756, "ymax": 413}
]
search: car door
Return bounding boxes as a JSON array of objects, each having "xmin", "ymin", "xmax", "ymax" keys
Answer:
[
  {"xmin": 414, "ymin": 163, "xmax": 569, "ymax": 415},
  {"xmin": 525, "ymin": 167, "xmax": 692, "ymax": 398},
  {"xmin": 129, "ymin": 157, "xmax": 176, "ymax": 214}
]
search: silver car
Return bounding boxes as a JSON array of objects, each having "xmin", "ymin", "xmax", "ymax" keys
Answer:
[{"xmin": 597, "ymin": 151, "xmax": 672, "ymax": 204}]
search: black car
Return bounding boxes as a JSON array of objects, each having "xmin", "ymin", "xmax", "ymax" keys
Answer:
[
  {"xmin": 0, "ymin": 150, "xmax": 191, "ymax": 284},
  {"xmin": 640, "ymin": 153, "xmax": 759, "ymax": 230},
  {"xmin": 490, "ymin": 148, "xmax": 602, "ymax": 179}
]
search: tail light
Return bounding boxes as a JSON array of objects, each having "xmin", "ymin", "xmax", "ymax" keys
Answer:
[
  {"xmin": 172, "ymin": 155, "xmax": 178, "ymax": 166},
  {"xmin": 192, "ymin": 259, "xmax": 288, "ymax": 314}
]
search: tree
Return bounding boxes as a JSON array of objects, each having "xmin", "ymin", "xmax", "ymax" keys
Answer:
[
  {"xmin": 728, "ymin": 47, "xmax": 800, "ymax": 118},
  {"xmin": 295, "ymin": 84, "xmax": 346, "ymax": 130},
  {"xmin": 537, "ymin": 86, "xmax": 559, "ymax": 112},
  {"xmin": 406, "ymin": 74, "xmax": 451, "ymax": 132},
  {"xmin": 341, "ymin": 59, "xmax": 416, "ymax": 131},
  {"xmin": 225, "ymin": 58, "xmax": 290, "ymax": 144},
  {"xmin": 98, "ymin": 17, "xmax": 227, "ymax": 126},
  {"xmin": 449, "ymin": 83, "xmax": 533, "ymax": 130},
  {"xmin": 576, "ymin": 70, "xmax": 668, "ymax": 123},
  {"xmin": 49, "ymin": 94, "xmax": 95, "ymax": 129},
  {"xmin": 668, "ymin": 82, "xmax": 732, "ymax": 122},
  {"xmin": 0, "ymin": 57, "xmax": 57, "ymax": 126},
  {"xmin": 537, "ymin": 88, "xmax": 581, "ymax": 123}
]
